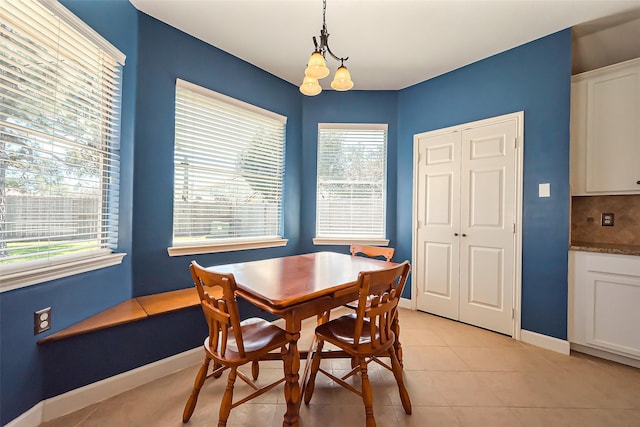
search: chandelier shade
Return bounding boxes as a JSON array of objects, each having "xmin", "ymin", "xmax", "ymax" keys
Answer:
[
  {"xmin": 330, "ymin": 65, "xmax": 353, "ymax": 91},
  {"xmin": 305, "ymin": 52, "xmax": 330, "ymax": 79},
  {"xmin": 299, "ymin": 0, "xmax": 353, "ymax": 95},
  {"xmin": 299, "ymin": 75, "xmax": 322, "ymax": 96}
]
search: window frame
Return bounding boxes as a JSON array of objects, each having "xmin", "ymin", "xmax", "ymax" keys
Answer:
[
  {"xmin": 313, "ymin": 123, "xmax": 389, "ymax": 247},
  {"xmin": 167, "ymin": 79, "xmax": 288, "ymax": 256},
  {"xmin": 0, "ymin": 0, "xmax": 126, "ymax": 292}
]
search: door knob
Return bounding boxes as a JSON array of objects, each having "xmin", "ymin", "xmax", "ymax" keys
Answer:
[
  {"xmin": 462, "ymin": 234, "xmax": 467, "ymax": 237},
  {"xmin": 637, "ymin": 180, "xmax": 640, "ymax": 185},
  {"xmin": 454, "ymin": 233, "xmax": 459, "ymax": 236}
]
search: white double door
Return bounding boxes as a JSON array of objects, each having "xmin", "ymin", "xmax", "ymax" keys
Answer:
[{"xmin": 414, "ymin": 113, "xmax": 521, "ymax": 336}]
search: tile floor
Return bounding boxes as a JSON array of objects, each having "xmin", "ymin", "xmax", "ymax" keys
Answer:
[{"xmin": 41, "ymin": 308, "xmax": 640, "ymax": 427}]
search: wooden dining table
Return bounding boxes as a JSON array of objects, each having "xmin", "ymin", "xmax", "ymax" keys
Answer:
[{"xmin": 208, "ymin": 251, "xmax": 397, "ymax": 427}]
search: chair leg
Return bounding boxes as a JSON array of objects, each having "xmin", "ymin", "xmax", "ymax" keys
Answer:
[
  {"xmin": 218, "ymin": 367, "xmax": 237, "ymax": 427},
  {"xmin": 351, "ymin": 357, "xmax": 358, "ymax": 369},
  {"xmin": 303, "ymin": 339, "xmax": 324, "ymax": 404},
  {"xmin": 359, "ymin": 360, "xmax": 376, "ymax": 427},
  {"xmin": 251, "ymin": 359, "xmax": 260, "ymax": 380},
  {"xmin": 388, "ymin": 347, "xmax": 411, "ymax": 414},
  {"xmin": 182, "ymin": 356, "xmax": 211, "ymax": 422},
  {"xmin": 212, "ymin": 361, "xmax": 223, "ymax": 378},
  {"xmin": 392, "ymin": 316, "xmax": 403, "ymax": 367}
]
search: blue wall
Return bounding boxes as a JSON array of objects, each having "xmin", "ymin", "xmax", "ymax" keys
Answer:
[
  {"xmin": 131, "ymin": 13, "xmax": 303, "ymax": 297},
  {"xmin": 0, "ymin": 3, "xmax": 573, "ymax": 423},
  {"xmin": 298, "ymin": 91, "xmax": 398, "ymax": 255},
  {"xmin": 0, "ymin": 3, "xmax": 303, "ymax": 425},
  {"xmin": 397, "ymin": 30, "xmax": 572, "ymax": 340},
  {"xmin": 0, "ymin": 1, "xmax": 137, "ymax": 424}
]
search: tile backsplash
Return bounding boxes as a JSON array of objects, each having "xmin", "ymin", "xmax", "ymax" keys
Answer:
[{"xmin": 571, "ymin": 195, "xmax": 640, "ymax": 245}]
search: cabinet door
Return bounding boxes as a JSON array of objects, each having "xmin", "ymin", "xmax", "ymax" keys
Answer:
[
  {"xmin": 585, "ymin": 62, "xmax": 640, "ymax": 193},
  {"xmin": 571, "ymin": 251, "xmax": 640, "ymax": 361},
  {"xmin": 570, "ymin": 80, "xmax": 587, "ymax": 195},
  {"xmin": 585, "ymin": 271, "xmax": 640, "ymax": 358}
]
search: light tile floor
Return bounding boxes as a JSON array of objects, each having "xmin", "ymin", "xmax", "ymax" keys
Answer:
[{"xmin": 41, "ymin": 308, "xmax": 640, "ymax": 427}]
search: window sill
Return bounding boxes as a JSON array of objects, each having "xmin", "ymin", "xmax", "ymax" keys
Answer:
[
  {"xmin": 313, "ymin": 238, "xmax": 390, "ymax": 246},
  {"xmin": 167, "ymin": 238, "xmax": 288, "ymax": 257},
  {"xmin": 0, "ymin": 252, "xmax": 127, "ymax": 293}
]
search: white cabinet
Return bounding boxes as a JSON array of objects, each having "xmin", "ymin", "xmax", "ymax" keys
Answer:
[
  {"xmin": 569, "ymin": 250, "xmax": 640, "ymax": 362},
  {"xmin": 570, "ymin": 58, "xmax": 640, "ymax": 195}
]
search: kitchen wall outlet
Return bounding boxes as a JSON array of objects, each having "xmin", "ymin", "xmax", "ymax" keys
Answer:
[
  {"xmin": 34, "ymin": 307, "xmax": 51, "ymax": 335},
  {"xmin": 601, "ymin": 212, "xmax": 615, "ymax": 227}
]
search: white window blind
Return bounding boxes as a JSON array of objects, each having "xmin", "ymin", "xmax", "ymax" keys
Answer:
[
  {"xmin": 173, "ymin": 79, "xmax": 286, "ymax": 248},
  {"xmin": 316, "ymin": 124, "xmax": 387, "ymax": 240},
  {"xmin": 0, "ymin": 0, "xmax": 125, "ymax": 269}
]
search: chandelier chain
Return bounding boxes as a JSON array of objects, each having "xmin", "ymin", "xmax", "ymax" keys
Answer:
[{"xmin": 322, "ymin": 0, "xmax": 326, "ymax": 27}]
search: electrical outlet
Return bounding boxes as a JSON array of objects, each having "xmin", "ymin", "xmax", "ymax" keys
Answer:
[
  {"xmin": 601, "ymin": 212, "xmax": 615, "ymax": 227},
  {"xmin": 34, "ymin": 307, "xmax": 51, "ymax": 335}
]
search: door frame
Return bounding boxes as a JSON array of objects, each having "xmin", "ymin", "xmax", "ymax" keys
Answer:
[{"xmin": 411, "ymin": 111, "xmax": 524, "ymax": 339}]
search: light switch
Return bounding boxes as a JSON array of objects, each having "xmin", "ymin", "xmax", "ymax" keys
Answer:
[{"xmin": 538, "ymin": 183, "xmax": 550, "ymax": 198}]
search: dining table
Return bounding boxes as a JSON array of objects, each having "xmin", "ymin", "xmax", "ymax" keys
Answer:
[{"xmin": 208, "ymin": 251, "xmax": 398, "ymax": 427}]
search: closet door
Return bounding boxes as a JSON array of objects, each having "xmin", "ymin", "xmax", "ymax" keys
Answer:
[
  {"xmin": 458, "ymin": 119, "xmax": 516, "ymax": 335},
  {"xmin": 415, "ymin": 131, "xmax": 461, "ymax": 319},
  {"xmin": 414, "ymin": 113, "xmax": 520, "ymax": 337}
]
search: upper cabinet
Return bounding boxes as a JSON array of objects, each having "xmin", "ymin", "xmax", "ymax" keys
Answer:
[{"xmin": 571, "ymin": 58, "xmax": 640, "ymax": 195}]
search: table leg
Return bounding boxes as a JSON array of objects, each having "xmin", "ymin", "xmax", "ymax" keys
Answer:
[{"xmin": 282, "ymin": 331, "xmax": 301, "ymax": 427}]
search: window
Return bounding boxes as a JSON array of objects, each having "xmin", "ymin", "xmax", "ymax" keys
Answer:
[
  {"xmin": 314, "ymin": 123, "xmax": 388, "ymax": 245},
  {"xmin": 169, "ymin": 79, "xmax": 287, "ymax": 256},
  {"xmin": 0, "ymin": 0, "xmax": 126, "ymax": 290}
]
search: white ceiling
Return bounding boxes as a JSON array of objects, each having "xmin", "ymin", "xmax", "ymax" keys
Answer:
[{"xmin": 129, "ymin": 0, "xmax": 640, "ymax": 91}]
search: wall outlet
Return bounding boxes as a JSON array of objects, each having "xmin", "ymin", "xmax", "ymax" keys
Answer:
[
  {"xmin": 601, "ymin": 212, "xmax": 615, "ymax": 227},
  {"xmin": 34, "ymin": 307, "xmax": 52, "ymax": 335}
]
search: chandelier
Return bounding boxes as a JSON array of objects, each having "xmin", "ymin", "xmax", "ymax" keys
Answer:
[{"xmin": 299, "ymin": 0, "xmax": 354, "ymax": 96}]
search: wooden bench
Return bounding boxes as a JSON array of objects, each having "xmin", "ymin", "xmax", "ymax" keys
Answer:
[{"xmin": 38, "ymin": 287, "xmax": 207, "ymax": 344}]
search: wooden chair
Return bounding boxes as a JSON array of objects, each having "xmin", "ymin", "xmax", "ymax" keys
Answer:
[
  {"xmin": 349, "ymin": 244, "xmax": 395, "ymax": 262},
  {"xmin": 183, "ymin": 261, "xmax": 289, "ymax": 426},
  {"xmin": 304, "ymin": 261, "xmax": 412, "ymax": 427},
  {"xmin": 346, "ymin": 244, "xmax": 405, "ymax": 365}
]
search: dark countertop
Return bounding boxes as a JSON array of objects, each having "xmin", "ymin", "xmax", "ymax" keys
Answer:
[{"xmin": 569, "ymin": 241, "xmax": 640, "ymax": 256}]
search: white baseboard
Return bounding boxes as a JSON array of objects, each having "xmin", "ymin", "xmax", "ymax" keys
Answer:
[
  {"xmin": 5, "ymin": 402, "xmax": 43, "ymax": 427},
  {"xmin": 6, "ymin": 347, "xmax": 202, "ymax": 427},
  {"xmin": 571, "ymin": 343, "xmax": 640, "ymax": 369},
  {"xmin": 398, "ymin": 297, "xmax": 412, "ymax": 309},
  {"xmin": 42, "ymin": 347, "xmax": 202, "ymax": 422},
  {"xmin": 520, "ymin": 329, "xmax": 570, "ymax": 355}
]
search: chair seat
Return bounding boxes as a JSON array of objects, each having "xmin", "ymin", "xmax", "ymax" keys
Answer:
[
  {"xmin": 205, "ymin": 317, "xmax": 288, "ymax": 364},
  {"xmin": 316, "ymin": 313, "xmax": 395, "ymax": 355}
]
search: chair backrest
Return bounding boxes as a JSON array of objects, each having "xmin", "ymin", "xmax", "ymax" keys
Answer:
[
  {"xmin": 352, "ymin": 261, "xmax": 410, "ymax": 352},
  {"xmin": 350, "ymin": 244, "xmax": 395, "ymax": 262},
  {"xmin": 190, "ymin": 261, "xmax": 246, "ymax": 359}
]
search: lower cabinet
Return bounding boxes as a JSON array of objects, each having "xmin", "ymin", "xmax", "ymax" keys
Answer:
[{"xmin": 569, "ymin": 250, "xmax": 640, "ymax": 361}]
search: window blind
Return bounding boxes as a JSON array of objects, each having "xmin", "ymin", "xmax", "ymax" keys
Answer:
[
  {"xmin": 0, "ymin": 0, "xmax": 125, "ymax": 267},
  {"xmin": 316, "ymin": 124, "xmax": 387, "ymax": 239},
  {"xmin": 173, "ymin": 79, "xmax": 286, "ymax": 246}
]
